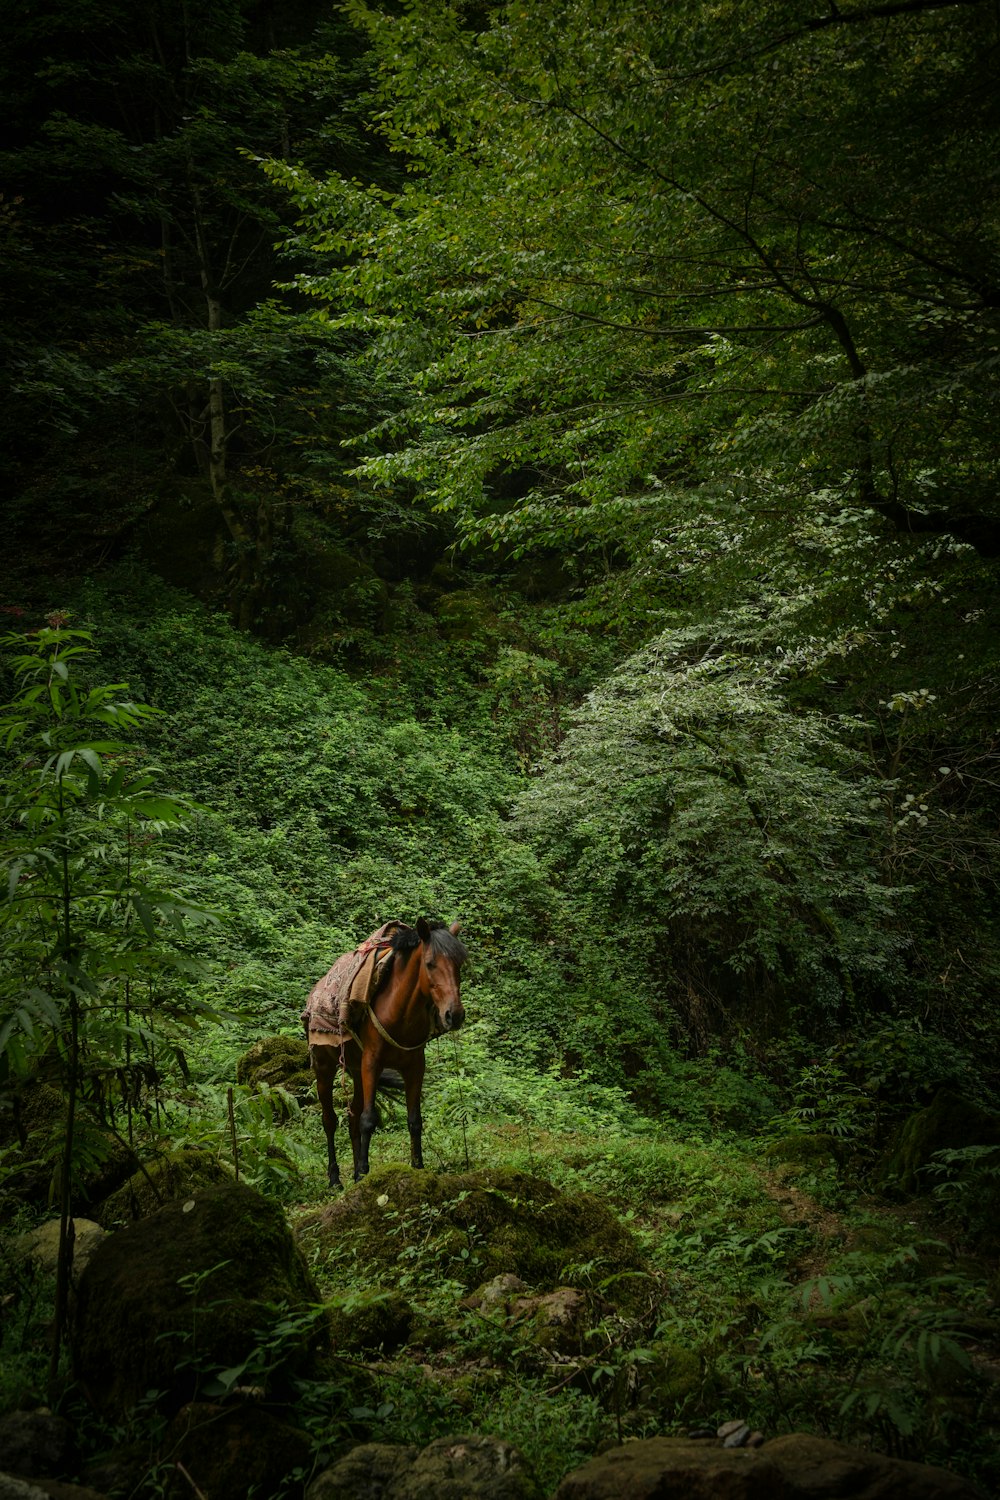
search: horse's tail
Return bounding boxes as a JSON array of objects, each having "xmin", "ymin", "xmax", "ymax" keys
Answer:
[{"xmin": 378, "ymin": 1069, "xmax": 405, "ymax": 1094}]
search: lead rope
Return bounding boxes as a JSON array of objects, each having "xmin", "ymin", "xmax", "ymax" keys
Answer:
[{"xmin": 364, "ymin": 1002, "xmax": 429, "ymax": 1051}]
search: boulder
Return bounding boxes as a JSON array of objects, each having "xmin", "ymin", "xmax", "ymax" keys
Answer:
[
  {"xmin": 552, "ymin": 1433, "xmax": 986, "ymax": 1499},
  {"xmin": 462, "ymin": 1277, "xmax": 591, "ymax": 1354},
  {"xmin": 460, "ymin": 1274, "xmax": 531, "ymax": 1312},
  {"xmin": 508, "ymin": 1287, "xmax": 591, "ymax": 1355},
  {"xmin": 159, "ymin": 1401, "xmax": 312, "ymax": 1500},
  {"xmin": 0, "ymin": 1476, "xmax": 106, "ymax": 1499},
  {"xmin": 326, "ymin": 1290, "xmax": 413, "ymax": 1356},
  {"xmin": 306, "ymin": 1443, "xmax": 418, "ymax": 1500},
  {"xmin": 0, "ymin": 1083, "xmax": 137, "ymax": 1213},
  {"xmin": 307, "ymin": 1434, "xmax": 542, "ymax": 1500},
  {"xmin": 15, "ymin": 1221, "xmax": 107, "ymax": 1284},
  {"xmin": 73, "ymin": 1182, "xmax": 323, "ymax": 1416},
  {"xmin": 236, "ymin": 1036, "xmax": 314, "ymax": 1105},
  {"xmin": 637, "ymin": 1339, "xmax": 704, "ymax": 1413},
  {"xmin": 880, "ymin": 1089, "xmax": 1000, "ymax": 1196},
  {"xmin": 297, "ymin": 1166, "xmax": 648, "ymax": 1308},
  {"xmin": 94, "ymin": 1147, "xmax": 233, "ymax": 1228},
  {"xmin": 0, "ymin": 1412, "xmax": 77, "ymax": 1481}
]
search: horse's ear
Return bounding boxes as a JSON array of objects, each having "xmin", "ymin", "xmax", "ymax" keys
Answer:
[
  {"xmin": 416, "ymin": 917, "xmax": 431, "ymax": 942},
  {"xmin": 449, "ymin": 920, "xmax": 462, "ymax": 937}
]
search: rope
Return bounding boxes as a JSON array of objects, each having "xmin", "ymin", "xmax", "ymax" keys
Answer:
[{"xmin": 364, "ymin": 1001, "xmax": 430, "ymax": 1052}]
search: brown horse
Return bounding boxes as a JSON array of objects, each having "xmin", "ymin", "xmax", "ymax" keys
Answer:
[{"xmin": 307, "ymin": 919, "xmax": 467, "ymax": 1188}]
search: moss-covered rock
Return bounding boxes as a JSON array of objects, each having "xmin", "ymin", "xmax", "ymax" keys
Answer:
[
  {"xmin": 879, "ymin": 1089, "xmax": 1000, "ymax": 1195},
  {"xmin": 236, "ymin": 1035, "xmax": 314, "ymax": 1101},
  {"xmin": 510, "ymin": 1287, "xmax": 591, "ymax": 1355},
  {"xmin": 0, "ymin": 1080, "xmax": 138, "ymax": 1213},
  {"xmin": 16, "ymin": 1216, "xmax": 108, "ymax": 1283},
  {"xmin": 326, "ymin": 1289, "xmax": 414, "ymax": 1355},
  {"xmin": 639, "ymin": 1339, "xmax": 704, "ymax": 1413},
  {"xmin": 94, "ymin": 1146, "xmax": 234, "ymax": 1227},
  {"xmin": 161, "ymin": 1401, "xmax": 313, "ymax": 1500},
  {"xmin": 297, "ymin": 1166, "xmax": 649, "ymax": 1309},
  {"xmin": 74, "ymin": 1181, "xmax": 325, "ymax": 1416},
  {"xmin": 307, "ymin": 1434, "xmax": 542, "ymax": 1500}
]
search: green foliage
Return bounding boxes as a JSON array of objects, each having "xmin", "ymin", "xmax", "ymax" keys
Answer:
[
  {"xmin": 268, "ymin": 0, "xmax": 1000, "ymax": 1061},
  {"xmin": 928, "ymin": 1145, "xmax": 1000, "ymax": 1248},
  {"xmin": 511, "ymin": 631, "xmax": 895, "ymax": 1043},
  {"xmin": 156, "ymin": 1083, "xmax": 312, "ymax": 1200},
  {"xmin": 0, "ymin": 618, "xmax": 223, "ymax": 1384},
  {"xmin": 286, "ymin": 0, "xmax": 999, "ymax": 548},
  {"xmin": 0, "ymin": 0, "xmax": 399, "ymax": 628},
  {"xmin": 0, "ymin": 620, "xmax": 215, "ymax": 1130},
  {"xmin": 727, "ymin": 1241, "xmax": 991, "ymax": 1460}
]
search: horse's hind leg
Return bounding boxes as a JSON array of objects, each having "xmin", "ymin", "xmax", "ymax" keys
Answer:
[
  {"xmin": 402, "ymin": 1054, "xmax": 426, "ymax": 1170},
  {"xmin": 313, "ymin": 1046, "xmax": 342, "ymax": 1190}
]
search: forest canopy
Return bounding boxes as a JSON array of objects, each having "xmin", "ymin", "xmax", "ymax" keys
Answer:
[{"xmin": 2, "ymin": 0, "xmax": 999, "ymax": 1084}]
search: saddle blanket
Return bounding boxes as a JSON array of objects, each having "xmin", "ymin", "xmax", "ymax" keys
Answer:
[{"xmin": 301, "ymin": 921, "xmax": 404, "ymax": 1045}]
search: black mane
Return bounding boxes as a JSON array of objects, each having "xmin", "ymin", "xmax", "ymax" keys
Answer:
[
  {"xmin": 424, "ymin": 920, "xmax": 469, "ymax": 968},
  {"xmin": 378, "ymin": 919, "xmax": 468, "ymax": 985}
]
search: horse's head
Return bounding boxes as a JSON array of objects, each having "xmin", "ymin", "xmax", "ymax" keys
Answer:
[{"xmin": 417, "ymin": 917, "xmax": 467, "ymax": 1034}]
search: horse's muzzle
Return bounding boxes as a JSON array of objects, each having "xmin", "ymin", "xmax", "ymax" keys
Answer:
[{"xmin": 444, "ymin": 1006, "xmax": 465, "ymax": 1032}]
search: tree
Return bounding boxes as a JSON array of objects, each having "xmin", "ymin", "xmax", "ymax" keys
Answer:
[
  {"xmin": 281, "ymin": 0, "xmax": 999, "ymax": 557},
  {"xmin": 0, "ymin": 618, "xmax": 216, "ymax": 1389},
  {"xmin": 0, "ymin": 1, "xmax": 395, "ymax": 629},
  {"xmin": 271, "ymin": 0, "xmax": 1000, "ymax": 1051}
]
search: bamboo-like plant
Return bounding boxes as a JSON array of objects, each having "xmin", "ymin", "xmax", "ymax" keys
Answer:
[{"xmin": 0, "ymin": 616, "xmax": 218, "ymax": 1397}]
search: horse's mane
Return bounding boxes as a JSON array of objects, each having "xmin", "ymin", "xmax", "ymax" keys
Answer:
[
  {"xmin": 376, "ymin": 920, "xmax": 468, "ymax": 988},
  {"xmin": 424, "ymin": 921, "xmax": 469, "ymax": 967}
]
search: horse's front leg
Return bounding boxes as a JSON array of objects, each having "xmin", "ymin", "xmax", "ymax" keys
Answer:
[
  {"xmin": 354, "ymin": 1050, "xmax": 383, "ymax": 1180},
  {"xmin": 403, "ymin": 1052, "xmax": 426, "ymax": 1170}
]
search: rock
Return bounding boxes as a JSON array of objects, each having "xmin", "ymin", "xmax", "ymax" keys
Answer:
[
  {"xmin": 159, "ymin": 1402, "xmax": 312, "ymax": 1500},
  {"xmin": 509, "ymin": 1287, "xmax": 590, "ymax": 1355},
  {"xmin": 0, "ymin": 1084, "xmax": 137, "ymax": 1213},
  {"xmin": 721, "ymin": 1423, "xmax": 751, "ymax": 1449},
  {"xmin": 880, "ymin": 1089, "xmax": 1000, "ymax": 1197},
  {"xmin": 296, "ymin": 1166, "xmax": 648, "ymax": 1310},
  {"xmin": 236, "ymin": 1036, "xmax": 314, "ymax": 1108},
  {"xmin": 80, "ymin": 1442, "xmax": 150, "ymax": 1498},
  {"xmin": 306, "ymin": 1442, "xmax": 418, "ymax": 1500},
  {"xmin": 0, "ymin": 1476, "xmax": 49, "ymax": 1500},
  {"xmin": 14, "ymin": 1222, "xmax": 106, "ymax": 1284},
  {"xmin": 396, "ymin": 1435, "xmax": 542, "ymax": 1500},
  {"xmin": 94, "ymin": 1147, "xmax": 233, "ymax": 1228},
  {"xmin": 326, "ymin": 1290, "xmax": 413, "ymax": 1355},
  {"xmin": 307, "ymin": 1434, "xmax": 542, "ymax": 1500},
  {"xmin": 636, "ymin": 1340, "xmax": 704, "ymax": 1415},
  {"xmin": 0, "ymin": 1477, "xmax": 106, "ymax": 1500},
  {"xmin": 716, "ymin": 1419, "xmax": 745, "ymax": 1438},
  {"xmin": 553, "ymin": 1433, "xmax": 987, "ymax": 1499},
  {"xmin": 461, "ymin": 1274, "xmax": 531, "ymax": 1312},
  {"xmin": 73, "ymin": 1182, "xmax": 324, "ymax": 1417},
  {"xmin": 0, "ymin": 1412, "xmax": 77, "ymax": 1479}
]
